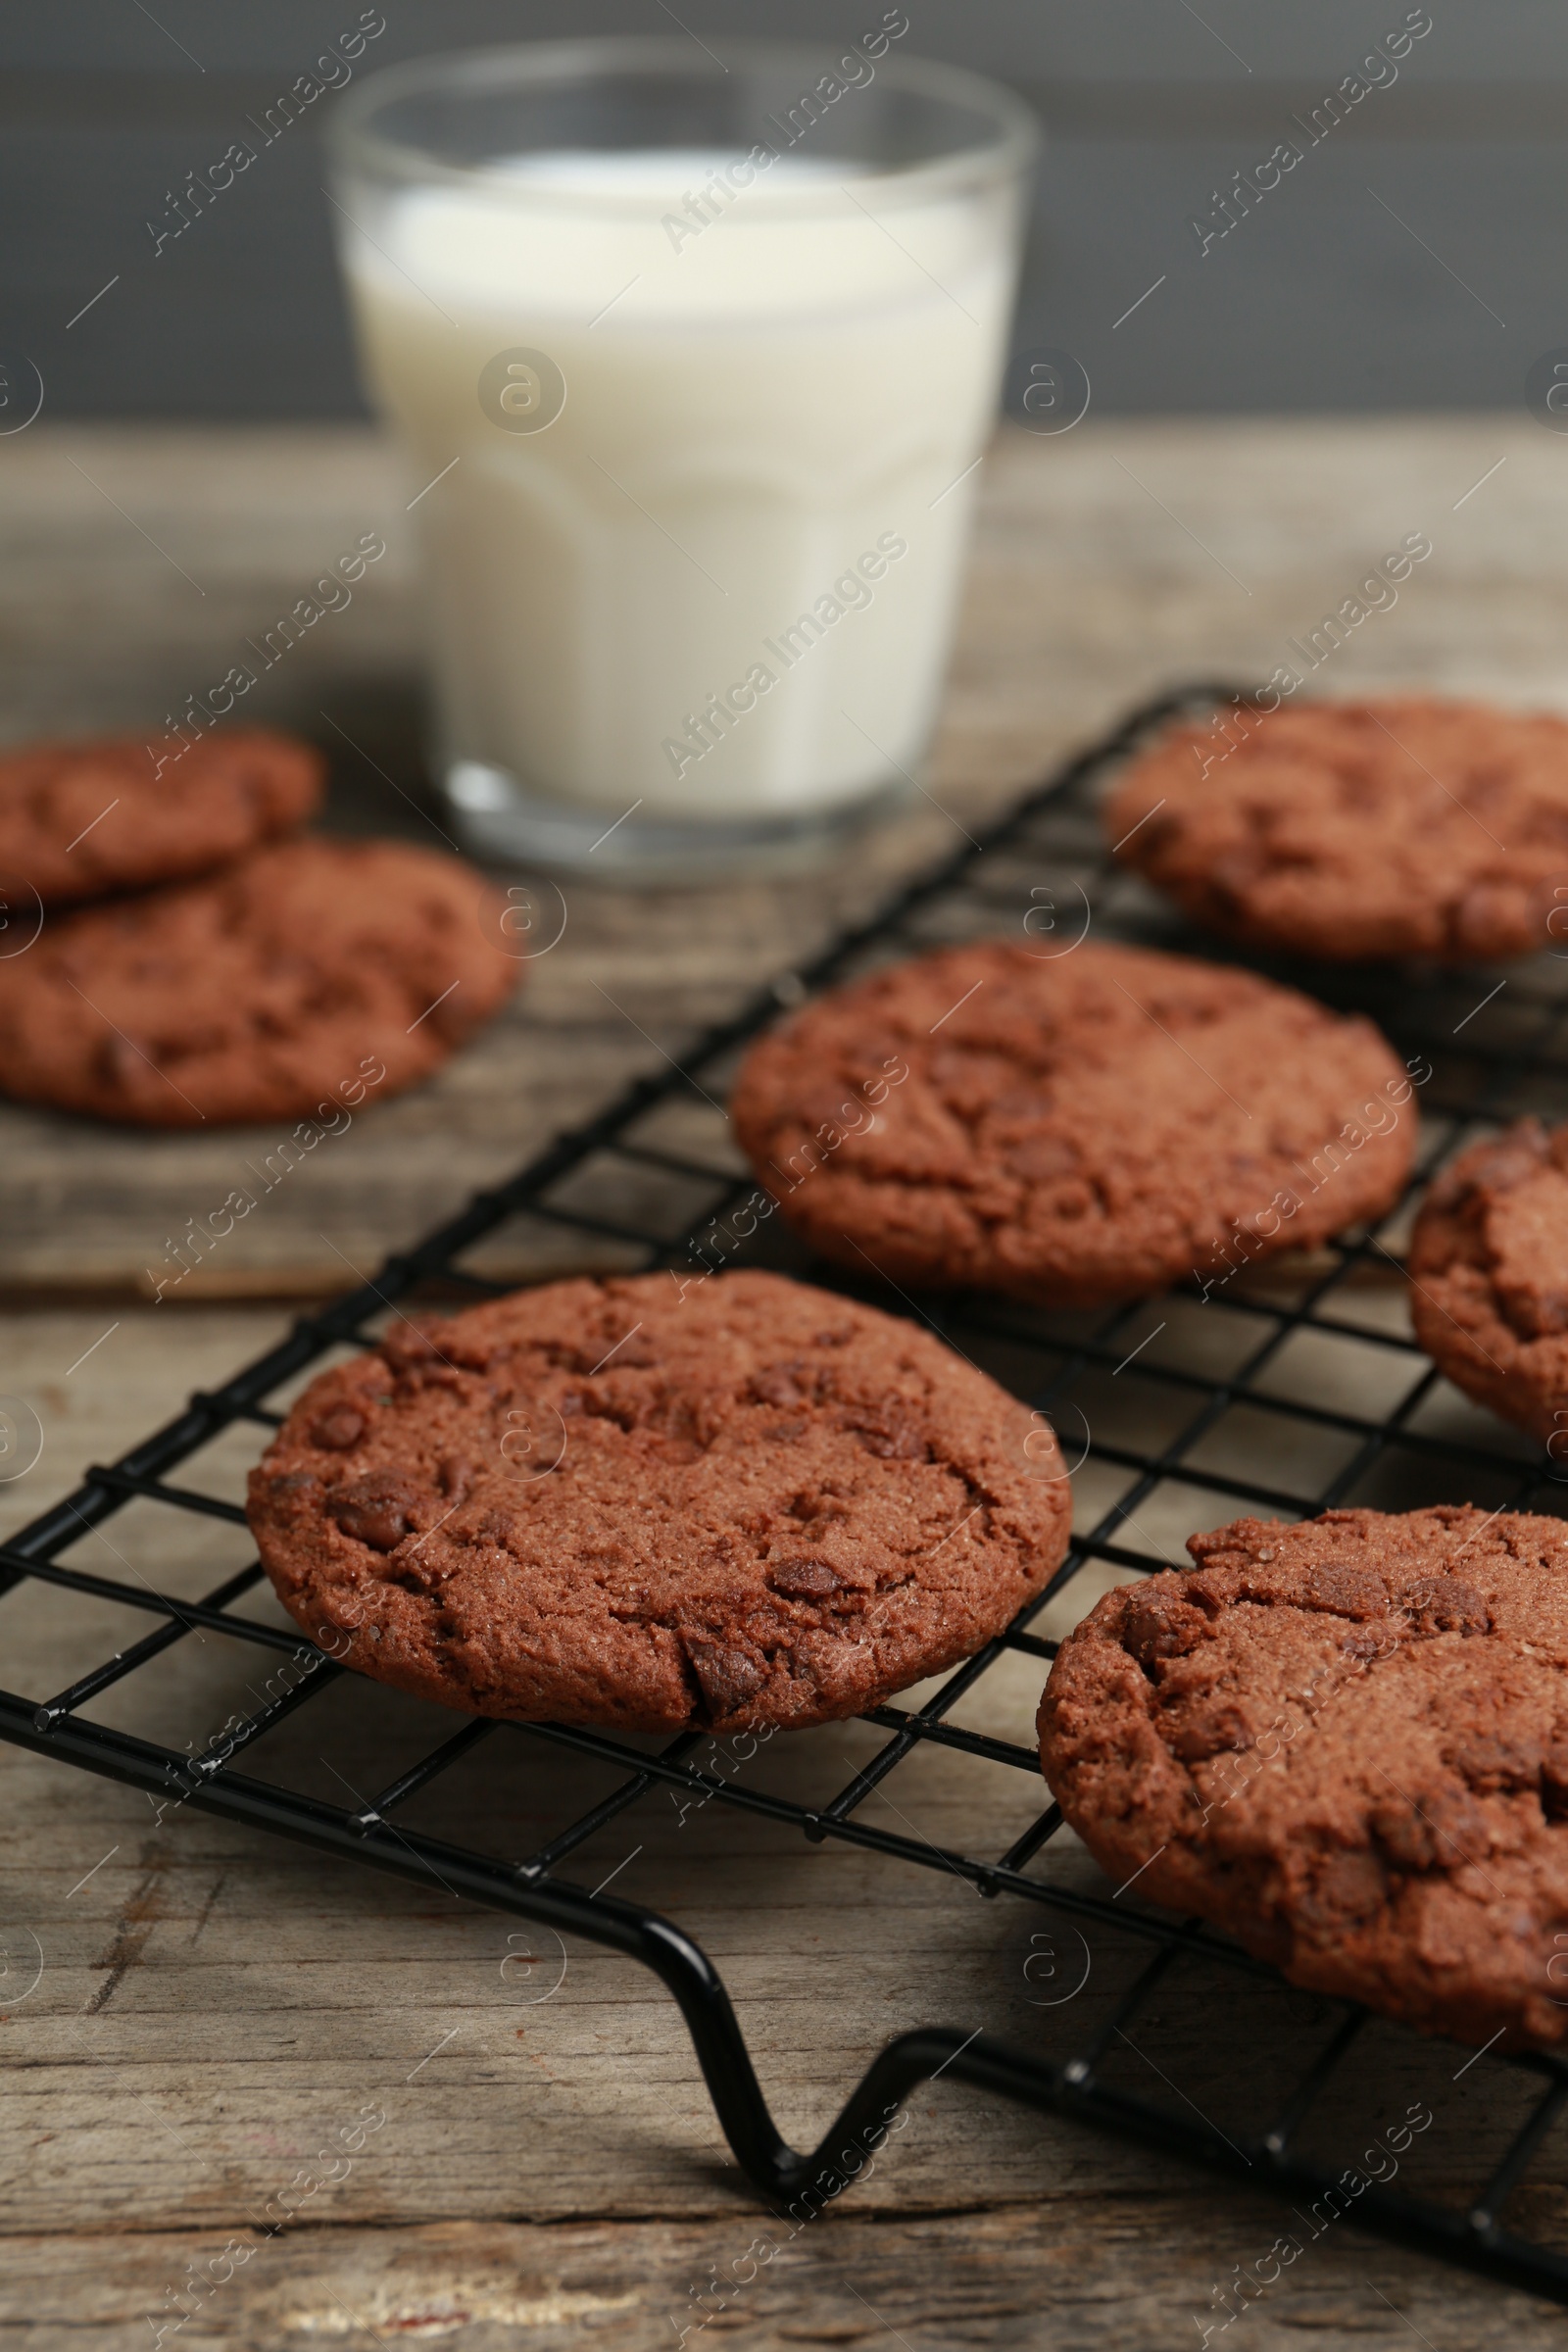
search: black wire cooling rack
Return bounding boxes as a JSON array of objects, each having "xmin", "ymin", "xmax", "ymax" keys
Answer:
[{"xmin": 7, "ymin": 682, "xmax": 1568, "ymax": 2308}]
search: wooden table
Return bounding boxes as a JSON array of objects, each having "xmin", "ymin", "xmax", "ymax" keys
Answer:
[{"xmin": 3, "ymin": 416, "xmax": 1568, "ymax": 2350}]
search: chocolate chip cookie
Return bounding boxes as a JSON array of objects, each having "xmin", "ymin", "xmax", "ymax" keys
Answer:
[
  {"xmin": 0, "ymin": 836, "xmax": 516, "ymax": 1127},
  {"xmin": 0, "ymin": 727, "xmax": 322, "ymax": 907},
  {"xmin": 1040, "ymin": 1504, "xmax": 1568, "ymax": 2049},
  {"xmin": 728, "ymin": 940, "xmax": 1417, "ymax": 1308},
  {"xmin": 248, "ymin": 1269, "xmax": 1072, "ymax": 1734},
  {"xmin": 1408, "ymin": 1118, "xmax": 1568, "ymax": 1447},
  {"xmin": 1103, "ymin": 696, "xmax": 1568, "ymax": 962}
]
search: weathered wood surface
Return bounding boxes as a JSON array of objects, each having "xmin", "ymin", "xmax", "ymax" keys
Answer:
[
  {"xmin": 6, "ymin": 420, "xmax": 1568, "ymax": 2348},
  {"xmin": 3, "ymin": 1264, "xmax": 1567, "ymax": 2343},
  {"xmin": 1, "ymin": 413, "xmax": 1563, "ymax": 1294},
  {"xmin": 4, "ymin": 2205, "xmax": 1567, "ymax": 2352}
]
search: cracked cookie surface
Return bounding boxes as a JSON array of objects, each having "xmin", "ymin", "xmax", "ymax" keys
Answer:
[
  {"xmin": 0, "ymin": 835, "xmax": 516, "ymax": 1126},
  {"xmin": 248, "ymin": 1269, "xmax": 1071, "ymax": 1734},
  {"xmin": 0, "ymin": 727, "xmax": 323, "ymax": 907},
  {"xmin": 1408, "ymin": 1117, "xmax": 1568, "ymax": 1446},
  {"xmin": 1039, "ymin": 1505, "xmax": 1568, "ymax": 2047},
  {"xmin": 1102, "ymin": 696, "xmax": 1568, "ymax": 962},
  {"xmin": 728, "ymin": 940, "xmax": 1415, "ymax": 1308}
]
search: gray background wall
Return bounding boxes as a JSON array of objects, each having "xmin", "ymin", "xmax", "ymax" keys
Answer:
[{"xmin": 3, "ymin": 2, "xmax": 1556, "ymax": 418}]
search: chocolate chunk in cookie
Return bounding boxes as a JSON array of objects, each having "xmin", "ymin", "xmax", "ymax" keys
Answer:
[
  {"xmin": 729, "ymin": 940, "xmax": 1415, "ymax": 1308},
  {"xmin": 0, "ymin": 836, "xmax": 516, "ymax": 1126},
  {"xmin": 1409, "ymin": 1117, "xmax": 1568, "ymax": 1446},
  {"xmin": 248, "ymin": 1270, "xmax": 1072, "ymax": 1735},
  {"xmin": 1103, "ymin": 696, "xmax": 1568, "ymax": 963},
  {"xmin": 1040, "ymin": 1504, "xmax": 1568, "ymax": 2048}
]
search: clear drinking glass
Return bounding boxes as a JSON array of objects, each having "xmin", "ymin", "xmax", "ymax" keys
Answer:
[{"xmin": 328, "ymin": 33, "xmax": 1037, "ymax": 879}]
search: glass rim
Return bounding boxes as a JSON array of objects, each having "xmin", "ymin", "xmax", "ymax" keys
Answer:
[{"xmin": 327, "ymin": 35, "xmax": 1041, "ymax": 211}]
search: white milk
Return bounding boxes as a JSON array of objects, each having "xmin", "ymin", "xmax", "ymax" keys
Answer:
[{"xmin": 340, "ymin": 150, "xmax": 1019, "ymax": 820}]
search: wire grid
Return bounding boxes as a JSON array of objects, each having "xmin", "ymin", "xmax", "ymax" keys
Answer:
[{"xmin": 5, "ymin": 682, "xmax": 1568, "ymax": 2300}]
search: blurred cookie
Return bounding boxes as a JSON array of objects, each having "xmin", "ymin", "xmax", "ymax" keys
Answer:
[
  {"xmin": 729, "ymin": 940, "xmax": 1417, "ymax": 1307},
  {"xmin": 248, "ymin": 1268, "xmax": 1072, "ymax": 1734},
  {"xmin": 1040, "ymin": 1504, "xmax": 1568, "ymax": 2049},
  {"xmin": 0, "ymin": 727, "xmax": 322, "ymax": 907},
  {"xmin": 1408, "ymin": 1117, "xmax": 1568, "ymax": 1446},
  {"xmin": 0, "ymin": 837, "xmax": 516, "ymax": 1127},
  {"xmin": 1103, "ymin": 696, "xmax": 1568, "ymax": 962}
]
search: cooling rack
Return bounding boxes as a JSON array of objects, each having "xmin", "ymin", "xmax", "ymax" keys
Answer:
[{"xmin": 6, "ymin": 681, "xmax": 1568, "ymax": 2308}]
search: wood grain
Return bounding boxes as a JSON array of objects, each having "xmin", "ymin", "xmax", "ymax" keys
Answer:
[
  {"xmin": 5, "ymin": 418, "xmax": 1568, "ymax": 2347},
  {"xmin": 5, "ymin": 1284, "xmax": 1568, "ymax": 2344},
  {"xmin": 4, "ymin": 415, "xmax": 1566, "ymax": 1295},
  {"xmin": 2, "ymin": 2203, "xmax": 1565, "ymax": 2352}
]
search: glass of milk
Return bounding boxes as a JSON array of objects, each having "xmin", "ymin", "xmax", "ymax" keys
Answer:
[{"xmin": 328, "ymin": 34, "xmax": 1037, "ymax": 878}]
